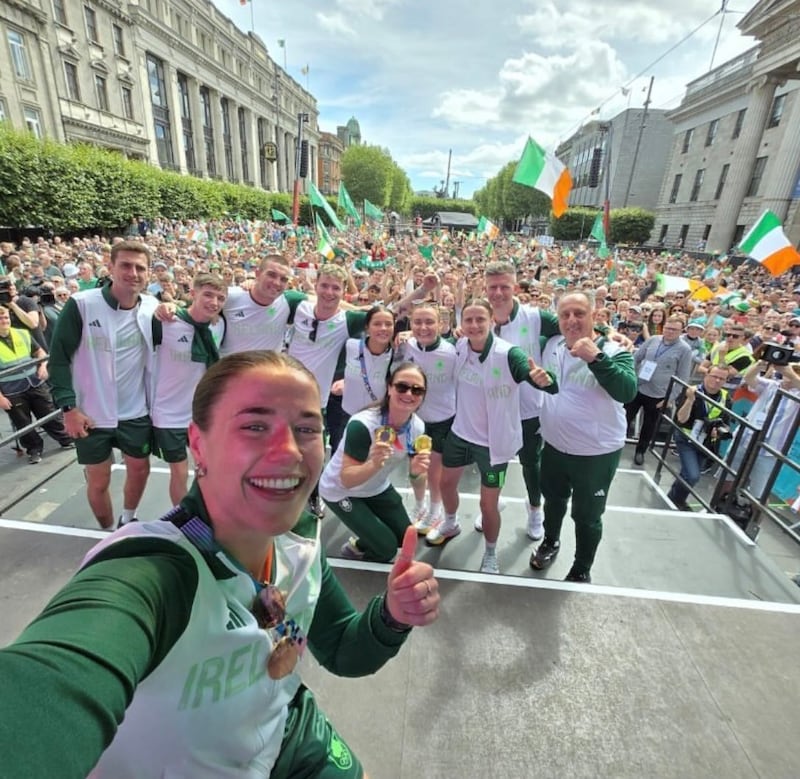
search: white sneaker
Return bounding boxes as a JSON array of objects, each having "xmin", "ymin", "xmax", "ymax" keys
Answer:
[
  {"xmin": 340, "ymin": 537, "xmax": 365, "ymax": 560},
  {"xmin": 480, "ymin": 549, "xmax": 499, "ymax": 574},
  {"xmin": 526, "ymin": 505, "xmax": 544, "ymax": 541},
  {"xmin": 413, "ymin": 507, "xmax": 439, "ymax": 536},
  {"xmin": 425, "ymin": 518, "xmax": 461, "ymax": 546},
  {"xmin": 473, "ymin": 498, "xmax": 507, "ymax": 533}
]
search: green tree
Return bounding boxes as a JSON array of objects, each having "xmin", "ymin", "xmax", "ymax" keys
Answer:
[
  {"xmin": 341, "ymin": 145, "xmax": 394, "ymax": 206},
  {"xmin": 498, "ymin": 162, "xmax": 552, "ymax": 220},
  {"xmin": 407, "ymin": 196, "xmax": 476, "ymax": 219},
  {"xmin": 550, "ymin": 208, "xmax": 599, "ymax": 241},
  {"xmin": 609, "ymin": 207, "xmax": 655, "ymax": 244}
]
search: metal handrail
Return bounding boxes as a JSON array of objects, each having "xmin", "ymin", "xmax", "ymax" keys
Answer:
[{"xmin": 0, "ymin": 354, "xmax": 48, "ymax": 380}]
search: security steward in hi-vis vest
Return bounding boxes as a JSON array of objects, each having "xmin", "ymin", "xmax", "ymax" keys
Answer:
[
  {"xmin": 666, "ymin": 365, "xmax": 731, "ymax": 511},
  {"xmin": 0, "ymin": 306, "xmax": 73, "ymax": 463}
]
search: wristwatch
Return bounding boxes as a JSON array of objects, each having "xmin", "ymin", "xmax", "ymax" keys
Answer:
[{"xmin": 379, "ymin": 593, "xmax": 412, "ymax": 633}]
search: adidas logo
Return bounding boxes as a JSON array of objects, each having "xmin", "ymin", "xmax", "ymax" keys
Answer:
[
  {"xmin": 178, "ymin": 335, "xmax": 190, "ymax": 343},
  {"xmin": 234, "ymin": 311, "xmax": 246, "ymax": 318},
  {"xmin": 594, "ymin": 489, "xmax": 606, "ymax": 497},
  {"xmin": 88, "ymin": 319, "xmax": 102, "ymax": 327}
]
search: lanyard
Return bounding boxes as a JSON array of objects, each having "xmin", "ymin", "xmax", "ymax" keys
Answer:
[
  {"xmin": 380, "ymin": 410, "xmax": 414, "ymax": 454},
  {"xmin": 654, "ymin": 338, "xmax": 676, "ymax": 360},
  {"xmin": 358, "ymin": 339, "xmax": 379, "ymax": 402}
]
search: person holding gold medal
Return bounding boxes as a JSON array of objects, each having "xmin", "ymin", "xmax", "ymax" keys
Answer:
[{"xmin": 320, "ymin": 362, "xmax": 432, "ymax": 562}]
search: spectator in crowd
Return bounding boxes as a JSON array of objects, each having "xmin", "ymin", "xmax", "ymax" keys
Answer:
[
  {"xmin": 626, "ymin": 315, "xmax": 693, "ymax": 465},
  {"xmin": 321, "ymin": 362, "xmax": 430, "ymax": 562},
  {"xmin": 666, "ymin": 365, "xmax": 732, "ymax": 511},
  {"xmin": 0, "ymin": 275, "xmax": 46, "ymax": 349},
  {"xmin": 48, "ymin": 240, "xmax": 158, "ymax": 529},
  {"xmin": 0, "ymin": 305, "xmax": 74, "ymax": 463},
  {"xmin": 532, "ymin": 292, "xmax": 637, "ymax": 583},
  {"xmin": 0, "ymin": 350, "xmax": 439, "ymax": 778}
]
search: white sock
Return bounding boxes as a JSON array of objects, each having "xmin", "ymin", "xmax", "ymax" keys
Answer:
[
  {"xmin": 485, "ymin": 541, "xmax": 497, "ymax": 552},
  {"xmin": 120, "ymin": 508, "xmax": 136, "ymax": 524},
  {"xmin": 429, "ymin": 501, "xmax": 442, "ymax": 518},
  {"xmin": 414, "ymin": 499, "xmax": 426, "ymax": 513},
  {"xmin": 444, "ymin": 512, "xmax": 457, "ymax": 525}
]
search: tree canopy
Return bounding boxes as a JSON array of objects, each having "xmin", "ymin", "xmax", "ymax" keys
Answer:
[{"xmin": 340, "ymin": 145, "xmax": 412, "ymax": 212}]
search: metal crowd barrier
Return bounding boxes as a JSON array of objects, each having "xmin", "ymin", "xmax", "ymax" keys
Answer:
[{"xmin": 651, "ymin": 374, "xmax": 800, "ymax": 544}]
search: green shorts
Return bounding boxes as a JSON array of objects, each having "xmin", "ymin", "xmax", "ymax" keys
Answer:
[
  {"xmin": 271, "ymin": 685, "xmax": 364, "ymax": 779},
  {"xmin": 442, "ymin": 432, "xmax": 507, "ymax": 488},
  {"xmin": 75, "ymin": 415, "xmax": 152, "ymax": 465},
  {"xmin": 153, "ymin": 427, "xmax": 188, "ymax": 463},
  {"xmin": 424, "ymin": 416, "xmax": 454, "ymax": 454}
]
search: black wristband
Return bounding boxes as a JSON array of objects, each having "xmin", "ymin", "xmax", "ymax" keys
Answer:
[
  {"xmin": 60, "ymin": 405, "xmax": 75, "ymax": 413},
  {"xmin": 379, "ymin": 593, "xmax": 412, "ymax": 633}
]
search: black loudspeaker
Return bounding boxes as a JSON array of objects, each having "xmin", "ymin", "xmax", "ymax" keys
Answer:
[
  {"xmin": 588, "ymin": 147, "xmax": 602, "ymax": 188},
  {"xmin": 299, "ymin": 140, "xmax": 309, "ymax": 178}
]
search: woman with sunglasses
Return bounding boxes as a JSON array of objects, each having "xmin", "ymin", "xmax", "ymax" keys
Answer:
[
  {"xmin": 320, "ymin": 362, "xmax": 430, "ymax": 563},
  {"xmin": 328, "ymin": 305, "xmax": 396, "ymax": 454},
  {"xmin": 0, "ymin": 351, "xmax": 439, "ymax": 778},
  {"xmin": 426, "ymin": 299, "xmax": 557, "ymax": 575}
]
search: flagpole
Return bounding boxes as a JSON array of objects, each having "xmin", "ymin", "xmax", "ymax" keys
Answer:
[{"xmin": 249, "ymin": 0, "xmax": 254, "ymax": 34}]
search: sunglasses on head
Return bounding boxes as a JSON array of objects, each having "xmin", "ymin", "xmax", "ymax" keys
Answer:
[
  {"xmin": 252, "ymin": 584, "xmax": 307, "ymax": 680},
  {"xmin": 393, "ymin": 381, "xmax": 426, "ymax": 397}
]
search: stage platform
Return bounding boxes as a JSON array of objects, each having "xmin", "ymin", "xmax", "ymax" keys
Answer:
[{"xmin": 2, "ymin": 457, "xmax": 800, "ymax": 777}]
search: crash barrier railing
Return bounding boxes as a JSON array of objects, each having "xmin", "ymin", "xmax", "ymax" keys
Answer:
[
  {"xmin": 0, "ymin": 355, "xmax": 63, "ymax": 450},
  {"xmin": 651, "ymin": 375, "xmax": 800, "ymax": 544}
]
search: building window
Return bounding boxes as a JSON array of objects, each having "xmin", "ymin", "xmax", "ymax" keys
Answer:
[
  {"xmin": 23, "ymin": 107, "xmax": 42, "ymax": 138},
  {"xmin": 767, "ymin": 94, "xmax": 786, "ymax": 129},
  {"xmin": 200, "ymin": 86, "xmax": 216, "ymax": 176},
  {"xmin": 112, "ymin": 24, "xmax": 125, "ymax": 56},
  {"xmin": 668, "ymin": 174, "xmax": 682, "ymax": 204},
  {"xmin": 689, "ymin": 169, "xmax": 704, "ymax": 202},
  {"xmin": 64, "ymin": 61, "xmax": 80, "ymax": 101},
  {"xmin": 238, "ymin": 106, "xmax": 248, "ymax": 182},
  {"xmin": 658, "ymin": 224, "xmax": 668, "ymax": 245},
  {"xmin": 121, "ymin": 86, "xmax": 133, "ymax": 119},
  {"xmin": 732, "ymin": 109, "xmax": 746, "ymax": 139},
  {"xmin": 95, "ymin": 74, "xmax": 108, "ymax": 111},
  {"xmin": 84, "ymin": 6, "xmax": 99, "ymax": 43},
  {"xmin": 714, "ymin": 163, "xmax": 729, "ymax": 200},
  {"xmin": 704, "ymin": 119, "xmax": 719, "ymax": 147},
  {"xmin": 53, "ymin": 0, "xmax": 68, "ymax": 25},
  {"xmin": 177, "ymin": 73, "xmax": 191, "ymax": 119},
  {"xmin": 679, "ymin": 224, "xmax": 689, "ymax": 247},
  {"xmin": 732, "ymin": 225, "xmax": 745, "ymax": 247},
  {"xmin": 681, "ymin": 128, "xmax": 693, "ymax": 154},
  {"xmin": 7, "ymin": 31, "xmax": 31, "ymax": 81},
  {"xmin": 0, "ymin": 98, "xmax": 7, "ymax": 122},
  {"xmin": 146, "ymin": 54, "xmax": 168, "ymax": 108},
  {"xmin": 702, "ymin": 224, "xmax": 711, "ymax": 241},
  {"xmin": 746, "ymin": 156, "xmax": 767, "ymax": 197},
  {"xmin": 154, "ymin": 122, "xmax": 174, "ymax": 167},
  {"xmin": 258, "ymin": 117, "xmax": 268, "ymax": 188},
  {"xmin": 221, "ymin": 98, "xmax": 234, "ymax": 179}
]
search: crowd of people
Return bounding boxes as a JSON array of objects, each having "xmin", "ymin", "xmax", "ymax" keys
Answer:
[{"xmin": 1, "ymin": 217, "xmax": 799, "ymax": 776}]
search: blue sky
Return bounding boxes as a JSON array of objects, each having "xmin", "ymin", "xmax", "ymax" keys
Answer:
[{"xmin": 219, "ymin": 0, "xmax": 759, "ymax": 198}]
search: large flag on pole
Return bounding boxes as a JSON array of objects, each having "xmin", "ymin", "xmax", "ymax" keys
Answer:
[
  {"xmin": 589, "ymin": 212, "xmax": 610, "ymax": 259},
  {"xmin": 363, "ymin": 199, "xmax": 383, "ymax": 221},
  {"xmin": 738, "ymin": 209, "xmax": 800, "ymax": 276},
  {"xmin": 512, "ymin": 137, "xmax": 572, "ymax": 218},
  {"xmin": 337, "ymin": 182, "xmax": 362, "ymax": 226},
  {"xmin": 308, "ymin": 182, "xmax": 345, "ymax": 230},
  {"xmin": 655, "ymin": 273, "xmax": 714, "ymax": 301},
  {"xmin": 271, "ymin": 208, "xmax": 291, "ymax": 223}
]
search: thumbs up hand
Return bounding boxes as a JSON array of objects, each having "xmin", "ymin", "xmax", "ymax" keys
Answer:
[
  {"xmin": 385, "ymin": 525, "xmax": 439, "ymax": 627},
  {"xmin": 528, "ymin": 357, "xmax": 553, "ymax": 389}
]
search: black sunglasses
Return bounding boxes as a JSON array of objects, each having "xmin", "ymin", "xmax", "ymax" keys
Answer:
[
  {"xmin": 393, "ymin": 381, "xmax": 426, "ymax": 397},
  {"xmin": 723, "ymin": 332, "xmax": 741, "ymax": 338},
  {"xmin": 252, "ymin": 584, "xmax": 307, "ymax": 680},
  {"xmin": 308, "ymin": 318, "xmax": 319, "ymax": 343},
  {"xmin": 763, "ymin": 327, "xmax": 779, "ymax": 332}
]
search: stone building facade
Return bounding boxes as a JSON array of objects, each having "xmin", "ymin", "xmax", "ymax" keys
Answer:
[
  {"xmin": 0, "ymin": 0, "xmax": 319, "ymax": 193},
  {"xmin": 317, "ymin": 130, "xmax": 343, "ymax": 196},
  {"xmin": 653, "ymin": 0, "xmax": 800, "ymax": 253},
  {"xmin": 556, "ymin": 108, "xmax": 673, "ymax": 212}
]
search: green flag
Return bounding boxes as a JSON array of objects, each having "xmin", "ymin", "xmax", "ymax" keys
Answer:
[
  {"xmin": 271, "ymin": 208, "xmax": 291, "ymax": 223},
  {"xmin": 314, "ymin": 213, "xmax": 333, "ymax": 247},
  {"xmin": 308, "ymin": 182, "xmax": 345, "ymax": 230},
  {"xmin": 418, "ymin": 244, "xmax": 434, "ymax": 262},
  {"xmin": 590, "ymin": 213, "xmax": 609, "ymax": 259},
  {"xmin": 337, "ymin": 182, "xmax": 362, "ymax": 226},
  {"xmin": 363, "ymin": 199, "xmax": 383, "ymax": 221}
]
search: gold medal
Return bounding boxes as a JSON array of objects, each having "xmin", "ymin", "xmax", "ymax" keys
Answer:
[
  {"xmin": 375, "ymin": 425, "xmax": 396, "ymax": 445},
  {"xmin": 267, "ymin": 636, "xmax": 299, "ymax": 680},
  {"xmin": 414, "ymin": 434, "xmax": 433, "ymax": 454}
]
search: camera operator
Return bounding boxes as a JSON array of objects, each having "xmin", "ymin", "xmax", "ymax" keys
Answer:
[
  {"xmin": 0, "ymin": 276, "xmax": 46, "ymax": 350},
  {"xmin": 34, "ymin": 282, "xmax": 63, "ymax": 348},
  {"xmin": 666, "ymin": 365, "xmax": 732, "ymax": 511}
]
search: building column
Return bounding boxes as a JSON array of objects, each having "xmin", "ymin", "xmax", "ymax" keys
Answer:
[
  {"xmin": 165, "ymin": 63, "xmax": 187, "ymax": 173},
  {"xmin": 213, "ymin": 89, "xmax": 226, "ymax": 180},
  {"xmin": 707, "ymin": 75, "xmax": 777, "ymax": 253},
  {"xmin": 230, "ymin": 100, "xmax": 243, "ymax": 183},
  {"xmin": 189, "ymin": 79, "xmax": 207, "ymax": 175},
  {"xmin": 760, "ymin": 88, "xmax": 800, "ymax": 223},
  {"xmin": 274, "ymin": 119, "xmax": 286, "ymax": 192}
]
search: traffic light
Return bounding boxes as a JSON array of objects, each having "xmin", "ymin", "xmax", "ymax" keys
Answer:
[
  {"xmin": 299, "ymin": 140, "xmax": 309, "ymax": 178},
  {"xmin": 588, "ymin": 147, "xmax": 602, "ymax": 188}
]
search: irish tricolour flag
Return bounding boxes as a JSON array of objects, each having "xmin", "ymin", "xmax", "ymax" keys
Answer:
[
  {"xmin": 738, "ymin": 209, "xmax": 800, "ymax": 276},
  {"xmin": 512, "ymin": 137, "xmax": 572, "ymax": 218},
  {"xmin": 476, "ymin": 216, "xmax": 500, "ymax": 240}
]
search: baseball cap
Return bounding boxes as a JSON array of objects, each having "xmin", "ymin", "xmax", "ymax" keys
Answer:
[
  {"xmin": 686, "ymin": 320, "xmax": 705, "ymax": 330},
  {"xmin": 629, "ymin": 305, "xmax": 641, "ymax": 313},
  {"xmin": 153, "ymin": 260, "xmax": 168, "ymax": 270},
  {"xmin": 790, "ymin": 317, "xmax": 800, "ymax": 325},
  {"xmin": 61, "ymin": 263, "xmax": 79, "ymax": 278}
]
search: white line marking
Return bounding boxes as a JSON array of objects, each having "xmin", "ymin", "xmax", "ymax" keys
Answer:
[{"xmin": 0, "ymin": 518, "xmax": 107, "ymax": 539}]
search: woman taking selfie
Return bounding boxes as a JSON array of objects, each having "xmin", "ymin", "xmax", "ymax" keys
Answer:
[{"xmin": 0, "ymin": 351, "xmax": 439, "ymax": 779}]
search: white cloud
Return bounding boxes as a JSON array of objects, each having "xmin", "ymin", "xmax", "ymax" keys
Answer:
[{"xmin": 315, "ymin": 12, "xmax": 355, "ymax": 37}]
